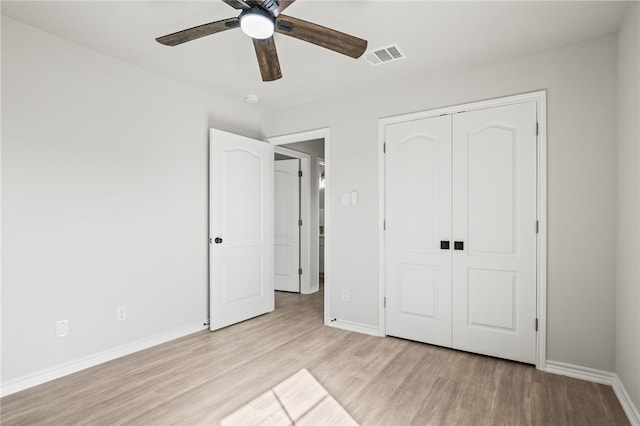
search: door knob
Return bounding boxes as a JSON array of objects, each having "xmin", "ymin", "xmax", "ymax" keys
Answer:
[
  {"xmin": 214, "ymin": 237, "xmax": 223, "ymax": 244},
  {"xmin": 454, "ymin": 241, "xmax": 464, "ymax": 250}
]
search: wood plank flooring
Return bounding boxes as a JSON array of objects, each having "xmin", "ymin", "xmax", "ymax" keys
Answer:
[{"xmin": 1, "ymin": 288, "xmax": 630, "ymax": 425}]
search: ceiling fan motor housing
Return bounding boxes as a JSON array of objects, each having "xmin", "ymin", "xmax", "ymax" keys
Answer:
[
  {"xmin": 239, "ymin": 6, "xmax": 276, "ymax": 39},
  {"xmin": 259, "ymin": 0, "xmax": 280, "ymax": 15}
]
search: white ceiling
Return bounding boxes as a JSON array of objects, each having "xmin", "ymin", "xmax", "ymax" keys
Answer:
[{"xmin": 1, "ymin": 1, "xmax": 630, "ymax": 113}]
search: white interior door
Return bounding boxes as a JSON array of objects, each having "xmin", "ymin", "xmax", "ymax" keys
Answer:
[
  {"xmin": 274, "ymin": 159, "xmax": 300, "ymax": 292},
  {"xmin": 451, "ymin": 102, "xmax": 538, "ymax": 363},
  {"xmin": 385, "ymin": 115, "xmax": 453, "ymax": 347},
  {"xmin": 209, "ymin": 128, "xmax": 274, "ymax": 331}
]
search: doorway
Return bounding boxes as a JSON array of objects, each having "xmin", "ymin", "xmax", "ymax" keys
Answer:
[
  {"xmin": 267, "ymin": 129, "xmax": 330, "ymax": 323},
  {"xmin": 273, "ymin": 146, "xmax": 309, "ymax": 293}
]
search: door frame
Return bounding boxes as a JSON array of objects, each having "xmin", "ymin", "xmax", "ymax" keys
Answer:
[
  {"xmin": 316, "ymin": 156, "xmax": 325, "ymax": 290},
  {"xmin": 378, "ymin": 91, "xmax": 547, "ymax": 369},
  {"xmin": 274, "ymin": 145, "xmax": 311, "ymax": 293},
  {"xmin": 266, "ymin": 128, "xmax": 331, "ymax": 322}
]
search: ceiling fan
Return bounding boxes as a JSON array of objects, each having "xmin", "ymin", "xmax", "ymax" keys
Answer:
[{"xmin": 155, "ymin": 0, "xmax": 368, "ymax": 82}]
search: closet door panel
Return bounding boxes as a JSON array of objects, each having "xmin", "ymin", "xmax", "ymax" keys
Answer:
[
  {"xmin": 385, "ymin": 115, "xmax": 452, "ymax": 347},
  {"xmin": 451, "ymin": 102, "xmax": 537, "ymax": 364}
]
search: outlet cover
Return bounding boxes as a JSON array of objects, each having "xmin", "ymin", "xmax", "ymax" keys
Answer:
[
  {"xmin": 342, "ymin": 289, "xmax": 350, "ymax": 301},
  {"xmin": 116, "ymin": 306, "xmax": 127, "ymax": 321}
]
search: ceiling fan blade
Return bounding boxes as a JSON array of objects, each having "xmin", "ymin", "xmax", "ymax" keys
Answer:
[
  {"xmin": 275, "ymin": 0, "xmax": 296, "ymax": 15},
  {"xmin": 253, "ymin": 37, "xmax": 283, "ymax": 81},
  {"xmin": 222, "ymin": 0, "xmax": 251, "ymax": 10},
  {"xmin": 275, "ymin": 15, "xmax": 367, "ymax": 58},
  {"xmin": 156, "ymin": 17, "xmax": 239, "ymax": 46}
]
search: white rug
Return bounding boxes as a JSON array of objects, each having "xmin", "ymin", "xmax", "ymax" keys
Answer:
[{"xmin": 220, "ymin": 369, "xmax": 358, "ymax": 426}]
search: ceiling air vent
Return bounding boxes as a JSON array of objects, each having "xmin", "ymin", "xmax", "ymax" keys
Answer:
[{"xmin": 364, "ymin": 43, "xmax": 406, "ymax": 66}]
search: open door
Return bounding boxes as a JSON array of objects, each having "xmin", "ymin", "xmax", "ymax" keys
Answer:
[
  {"xmin": 274, "ymin": 158, "xmax": 301, "ymax": 292},
  {"xmin": 209, "ymin": 129, "xmax": 274, "ymax": 330}
]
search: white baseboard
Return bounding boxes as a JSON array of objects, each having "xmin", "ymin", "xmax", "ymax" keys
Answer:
[
  {"xmin": 544, "ymin": 360, "xmax": 616, "ymax": 385},
  {"xmin": 325, "ymin": 318, "xmax": 383, "ymax": 337},
  {"xmin": 544, "ymin": 360, "xmax": 640, "ymax": 425},
  {"xmin": 612, "ymin": 375, "xmax": 640, "ymax": 426},
  {"xmin": 0, "ymin": 320, "xmax": 208, "ymax": 398}
]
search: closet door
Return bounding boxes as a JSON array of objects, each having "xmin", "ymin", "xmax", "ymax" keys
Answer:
[
  {"xmin": 451, "ymin": 102, "xmax": 537, "ymax": 363},
  {"xmin": 385, "ymin": 115, "xmax": 453, "ymax": 347}
]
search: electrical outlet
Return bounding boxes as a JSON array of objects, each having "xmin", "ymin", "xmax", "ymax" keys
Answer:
[
  {"xmin": 342, "ymin": 289, "xmax": 350, "ymax": 302},
  {"xmin": 56, "ymin": 319, "xmax": 69, "ymax": 337},
  {"xmin": 116, "ymin": 305, "xmax": 127, "ymax": 321}
]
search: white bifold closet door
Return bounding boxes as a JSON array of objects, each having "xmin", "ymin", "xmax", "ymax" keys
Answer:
[{"xmin": 385, "ymin": 101, "xmax": 537, "ymax": 364}]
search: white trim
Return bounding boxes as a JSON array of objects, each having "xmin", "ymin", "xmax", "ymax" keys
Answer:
[
  {"xmin": 544, "ymin": 360, "xmax": 615, "ymax": 385},
  {"xmin": 329, "ymin": 319, "xmax": 384, "ymax": 337},
  {"xmin": 544, "ymin": 361, "xmax": 640, "ymax": 425},
  {"xmin": 379, "ymin": 91, "xmax": 548, "ymax": 126},
  {"xmin": 316, "ymin": 156, "xmax": 325, "ymax": 293},
  {"xmin": 377, "ymin": 119, "xmax": 387, "ymax": 335},
  {"xmin": 268, "ymin": 128, "xmax": 328, "ymax": 146},
  {"xmin": 613, "ymin": 375, "xmax": 640, "ymax": 426},
  {"xmin": 0, "ymin": 321, "xmax": 207, "ymax": 397},
  {"xmin": 274, "ymin": 146, "xmax": 311, "ymax": 294},
  {"xmin": 535, "ymin": 91, "xmax": 548, "ymax": 370},
  {"xmin": 378, "ymin": 91, "xmax": 548, "ymax": 368},
  {"xmin": 266, "ymin": 128, "xmax": 331, "ymax": 323}
]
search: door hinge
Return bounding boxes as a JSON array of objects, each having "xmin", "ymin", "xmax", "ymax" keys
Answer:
[
  {"xmin": 298, "ymin": 219, "xmax": 303, "ymax": 226},
  {"xmin": 298, "ymin": 170, "xmax": 303, "ymax": 177},
  {"xmin": 536, "ymin": 220, "xmax": 539, "ymax": 234},
  {"xmin": 298, "ymin": 268, "xmax": 303, "ymax": 275},
  {"xmin": 383, "ymin": 143, "xmax": 386, "ymax": 154},
  {"xmin": 383, "ymin": 219, "xmax": 386, "ymax": 230},
  {"xmin": 209, "ymin": 237, "xmax": 212, "ymax": 244},
  {"xmin": 535, "ymin": 318, "xmax": 539, "ymax": 331},
  {"xmin": 384, "ymin": 297, "xmax": 386, "ymax": 308},
  {"xmin": 536, "ymin": 122, "xmax": 539, "ymax": 136}
]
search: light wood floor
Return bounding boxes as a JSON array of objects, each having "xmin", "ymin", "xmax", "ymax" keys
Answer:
[{"xmin": 1, "ymin": 288, "xmax": 630, "ymax": 425}]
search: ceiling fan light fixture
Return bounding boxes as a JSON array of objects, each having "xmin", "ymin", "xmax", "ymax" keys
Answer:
[{"xmin": 240, "ymin": 7, "xmax": 275, "ymax": 39}]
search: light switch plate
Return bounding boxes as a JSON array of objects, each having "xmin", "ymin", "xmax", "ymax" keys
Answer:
[{"xmin": 56, "ymin": 319, "xmax": 69, "ymax": 337}]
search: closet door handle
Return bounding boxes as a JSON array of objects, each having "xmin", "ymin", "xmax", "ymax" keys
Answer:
[
  {"xmin": 440, "ymin": 241, "xmax": 450, "ymax": 250},
  {"xmin": 214, "ymin": 237, "xmax": 223, "ymax": 244},
  {"xmin": 454, "ymin": 241, "xmax": 464, "ymax": 250}
]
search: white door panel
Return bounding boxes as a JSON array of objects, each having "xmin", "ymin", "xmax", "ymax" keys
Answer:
[
  {"xmin": 452, "ymin": 102, "xmax": 537, "ymax": 363},
  {"xmin": 210, "ymin": 129, "xmax": 274, "ymax": 330},
  {"xmin": 274, "ymin": 159, "xmax": 300, "ymax": 292},
  {"xmin": 385, "ymin": 115, "xmax": 452, "ymax": 347}
]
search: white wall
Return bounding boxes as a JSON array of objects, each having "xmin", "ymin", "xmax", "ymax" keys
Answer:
[
  {"xmin": 261, "ymin": 35, "xmax": 618, "ymax": 371},
  {"xmin": 1, "ymin": 17, "xmax": 260, "ymax": 383},
  {"xmin": 616, "ymin": 2, "xmax": 640, "ymax": 410}
]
